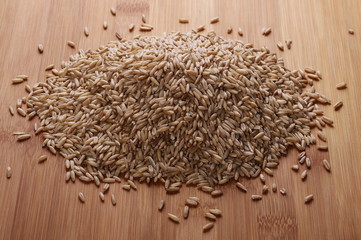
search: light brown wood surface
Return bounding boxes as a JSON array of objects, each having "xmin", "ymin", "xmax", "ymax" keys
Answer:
[{"xmin": 1, "ymin": 0, "xmax": 361, "ymax": 239}]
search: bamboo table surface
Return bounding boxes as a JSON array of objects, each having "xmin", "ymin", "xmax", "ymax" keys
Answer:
[{"xmin": 1, "ymin": 0, "xmax": 361, "ymax": 239}]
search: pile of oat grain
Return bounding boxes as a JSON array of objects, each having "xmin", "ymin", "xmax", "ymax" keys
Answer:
[{"xmin": 25, "ymin": 32, "xmax": 331, "ymax": 191}]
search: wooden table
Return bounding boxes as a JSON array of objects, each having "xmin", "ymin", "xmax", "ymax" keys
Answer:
[{"xmin": 1, "ymin": 0, "xmax": 361, "ymax": 239}]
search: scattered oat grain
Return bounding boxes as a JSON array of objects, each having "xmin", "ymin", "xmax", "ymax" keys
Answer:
[
  {"xmin": 205, "ymin": 212, "xmax": 217, "ymax": 221},
  {"xmin": 12, "ymin": 78, "xmax": 24, "ymax": 84},
  {"xmin": 304, "ymin": 194, "xmax": 314, "ymax": 204},
  {"xmin": 291, "ymin": 165, "xmax": 299, "ymax": 171},
  {"xmin": 323, "ymin": 159, "xmax": 331, "ymax": 172},
  {"xmin": 186, "ymin": 199, "xmax": 198, "ymax": 207},
  {"xmin": 168, "ymin": 213, "xmax": 180, "ymax": 223},
  {"xmin": 183, "ymin": 205, "xmax": 189, "ymax": 219},
  {"xmin": 272, "ymin": 183, "xmax": 277, "ymax": 192},
  {"xmin": 334, "ymin": 101, "xmax": 343, "ymax": 111},
  {"xmin": 197, "ymin": 25, "xmax": 205, "ymax": 32},
  {"xmin": 110, "ymin": 7, "xmax": 116, "ymax": 16},
  {"xmin": 262, "ymin": 185, "xmax": 269, "ymax": 194},
  {"xmin": 306, "ymin": 157, "xmax": 311, "ymax": 169},
  {"xmin": 317, "ymin": 145, "xmax": 328, "ymax": 151},
  {"xmin": 38, "ymin": 44, "xmax": 44, "ymax": 53},
  {"xmin": 142, "ymin": 14, "xmax": 146, "ymax": 23},
  {"xmin": 6, "ymin": 167, "xmax": 12, "ymax": 179},
  {"xmin": 78, "ymin": 192, "xmax": 85, "ymax": 203},
  {"xmin": 38, "ymin": 155, "xmax": 48, "ymax": 163},
  {"xmin": 158, "ymin": 200, "xmax": 165, "ymax": 211},
  {"xmin": 203, "ymin": 222, "xmax": 214, "ymax": 232},
  {"xmin": 129, "ymin": 24, "xmax": 135, "ymax": 32},
  {"xmin": 336, "ymin": 82, "xmax": 347, "ymax": 89},
  {"xmin": 209, "ymin": 209, "xmax": 222, "ymax": 216},
  {"xmin": 188, "ymin": 197, "xmax": 200, "ymax": 202},
  {"xmin": 211, "ymin": 189, "xmax": 223, "ymax": 197},
  {"xmin": 251, "ymin": 195, "xmax": 262, "ymax": 201},
  {"xmin": 103, "ymin": 21, "xmax": 108, "ymax": 30},
  {"xmin": 102, "ymin": 183, "xmax": 110, "ymax": 193},
  {"xmin": 201, "ymin": 186, "xmax": 213, "ymax": 192},
  {"xmin": 140, "ymin": 26, "xmax": 152, "ymax": 32},
  {"xmin": 301, "ymin": 170, "xmax": 308, "ymax": 180},
  {"xmin": 99, "ymin": 192, "xmax": 105, "ymax": 201},
  {"xmin": 210, "ymin": 17, "xmax": 219, "ymax": 24},
  {"xmin": 25, "ymin": 84, "xmax": 32, "ymax": 93},
  {"xmin": 285, "ymin": 40, "xmax": 292, "ymax": 49},
  {"xmin": 67, "ymin": 41, "xmax": 75, "ymax": 48},
  {"xmin": 236, "ymin": 182, "xmax": 247, "ymax": 192},
  {"xmin": 263, "ymin": 27, "xmax": 271, "ymax": 36},
  {"xmin": 45, "ymin": 64, "xmax": 55, "ymax": 71},
  {"xmin": 279, "ymin": 188, "xmax": 287, "ymax": 195},
  {"xmin": 317, "ymin": 131, "xmax": 327, "ymax": 142},
  {"xmin": 128, "ymin": 180, "xmax": 137, "ymax": 190},
  {"xmin": 9, "ymin": 106, "xmax": 14, "ymax": 116},
  {"xmin": 17, "ymin": 134, "xmax": 31, "ymax": 141},
  {"xmin": 84, "ymin": 27, "xmax": 89, "ymax": 37},
  {"xmin": 179, "ymin": 18, "xmax": 189, "ymax": 24},
  {"xmin": 111, "ymin": 194, "xmax": 116, "ymax": 205},
  {"xmin": 260, "ymin": 174, "xmax": 266, "ymax": 183}
]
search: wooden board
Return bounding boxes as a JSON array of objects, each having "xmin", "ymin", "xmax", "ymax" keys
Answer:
[{"xmin": 1, "ymin": 0, "xmax": 361, "ymax": 239}]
